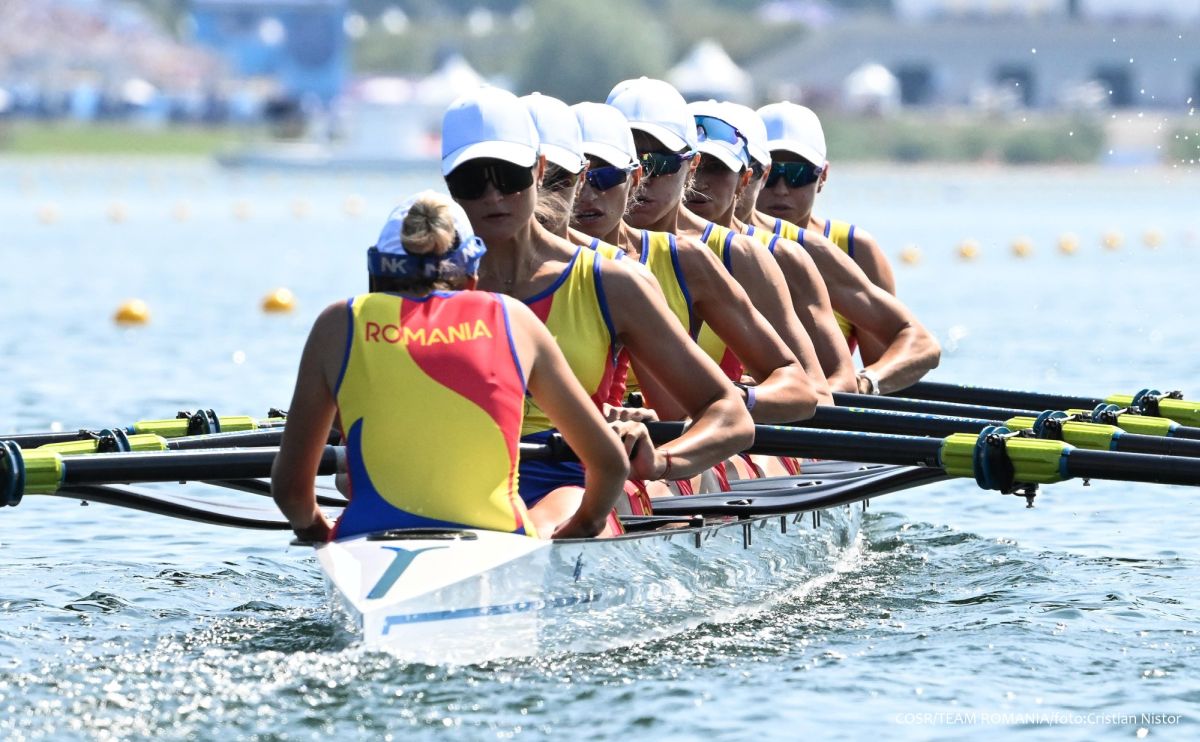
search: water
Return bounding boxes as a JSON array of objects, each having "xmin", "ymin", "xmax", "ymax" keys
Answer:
[{"xmin": 1, "ymin": 158, "xmax": 1198, "ymax": 739}]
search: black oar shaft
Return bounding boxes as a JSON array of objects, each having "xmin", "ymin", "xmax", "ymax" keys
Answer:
[
  {"xmin": 902, "ymin": 381, "xmax": 1100, "ymax": 409},
  {"xmin": 802, "ymin": 405, "xmax": 993, "ymax": 437},
  {"xmin": 60, "ymin": 447, "xmax": 341, "ymax": 486},
  {"xmin": 644, "ymin": 421, "xmax": 945, "ymax": 468},
  {"xmin": 3, "ymin": 431, "xmax": 112, "ymax": 448},
  {"xmin": 1065, "ymin": 449, "xmax": 1200, "ymax": 487},
  {"xmin": 833, "ymin": 392, "xmax": 1034, "ymax": 420}
]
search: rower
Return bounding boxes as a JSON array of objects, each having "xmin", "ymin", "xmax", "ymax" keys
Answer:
[
  {"xmin": 601, "ymin": 77, "xmax": 824, "ymax": 422},
  {"xmin": 733, "ymin": 102, "xmax": 940, "ymax": 395},
  {"xmin": 441, "ymin": 86, "xmax": 753, "ymax": 520},
  {"xmin": 521, "ymin": 92, "xmax": 625, "ymax": 261},
  {"xmin": 271, "ymin": 191, "xmax": 630, "ymax": 541}
]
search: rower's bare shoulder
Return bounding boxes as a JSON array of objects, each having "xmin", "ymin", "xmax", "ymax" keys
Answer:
[
  {"xmin": 671, "ymin": 233, "xmax": 726, "ymax": 277},
  {"xmin": 595, "ymin": 254, "xmax": 665, "ymax": 302},
  {"xmin": 769, "ymin": 237, "xmax": 823, "ymax": 281}
]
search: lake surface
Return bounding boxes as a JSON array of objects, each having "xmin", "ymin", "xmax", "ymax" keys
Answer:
[{"xmin": 1, "ymin": 157, "xmax": 1198, "ymax": 739}]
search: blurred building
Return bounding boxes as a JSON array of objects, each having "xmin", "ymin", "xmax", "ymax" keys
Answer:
[
  {"xmin": 187, "ymin": 0, "xmax": 348, "ymax": 107},
  {"xmin": 747, "ymin": 16, "xmax": 1200, "ymax": 111}
]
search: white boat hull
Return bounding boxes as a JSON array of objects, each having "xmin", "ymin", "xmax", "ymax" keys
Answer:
[{"xmin": 316, "ymin": 505, "xmax": 861, "ymax": 664}]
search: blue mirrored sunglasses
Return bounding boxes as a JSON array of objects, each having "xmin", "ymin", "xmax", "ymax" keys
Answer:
[{"xmin": 584, "ymin": 163, "xmax": 638, "ymax": 191}]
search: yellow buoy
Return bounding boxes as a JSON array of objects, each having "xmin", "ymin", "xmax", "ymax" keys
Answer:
[
  {"xmin": 36, "ymin": 203, "xmax": 60, "ymax": 225},
  {"xmin": 899, "ymin": 244, "xmax": 922, "ymax": 265},
  {"xmin": 291, "ymin": 198, "xmax": 312, "ymax": 219},
  {"xmin": 957, "ymin": 239, "xmax": 980, "ymax": 261},
  {"xmin": 1143, "ymin": 228, "xmax": 1164, "ymax": 249},
  {"xmin": 107, "ymin": 201, "xmax": 128, "ymax": 223},
  {"xmin": 343, "ymin": 194, "xmax": 366, "ymax": 218},
  {"xmin": 232, "ymin": 199, "xmax": 253, "ymax": 221},
  {"xmin": 1058, "ymin": 233, "xmax": 1079, "ymax": 254},
  {"xmin": 114, "ymin": 299, "xmax": 150, "ymax": 326},
  {"xmin": 262, "ymin": 287, "xmax": 296, "ymax": 313},
  {"xmin": 1102, "ymin": 230, "xmax": 1124, "ymax": 250},
  {"xmin": 172, "ymin": 200, "xmax": 192, "ymax": 222},
  {"xmin": 1011, "ymin": 237, "xmax": 1034, "ymax": 258}
]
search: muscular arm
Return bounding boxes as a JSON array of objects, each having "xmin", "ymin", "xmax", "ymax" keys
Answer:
[
  {"xmin": 770, "ymin": 238, "xmax": 858, "ymax": 393},
  {"xmin": 720, "ymin": 233, "xmax": 833, "ymax": 406},
  {"xmin": 676, "ymin": 236, "xmax": 819, "ymax": 422},
  {"xmin": 850, "ymin": 226, "xmax": 897, "ymax": 295},
  {"xmin": 272, "ymin": 302, "xmax": 346, "ymax": 539},
  {"xmin": 801, "ymin": 232, "xmax": 941, "ymax": 394},
  {"xmin": 602, "ymin": 260, "xmax": 754, "ymax": 476},
  {"xmin": 506, "ymin": 297, "xmax": 628, "ymax": 535}
]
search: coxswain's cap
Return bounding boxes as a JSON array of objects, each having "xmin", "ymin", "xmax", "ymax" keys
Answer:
[{"xmin": 369, "ymin": 190, "xmax": 486, "ymax": 279}]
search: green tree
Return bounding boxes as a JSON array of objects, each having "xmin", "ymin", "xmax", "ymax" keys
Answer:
[{"xmin": 516, "ymin": 0, "xmax": 671, "ymax": 103}]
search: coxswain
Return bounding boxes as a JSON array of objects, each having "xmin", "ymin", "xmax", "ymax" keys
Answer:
[{"xmin": 272, "ymin": 191, "xmax": 630, "ymax": 541}]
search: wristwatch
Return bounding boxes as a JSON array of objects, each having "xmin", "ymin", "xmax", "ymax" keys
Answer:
[
  {"xmin": 732, "ymin": 381, "xmax": 757, "ymax": 411},
  {"xmin": 857, "ymin": 369, "xmax": 882, "ymax": 395}
]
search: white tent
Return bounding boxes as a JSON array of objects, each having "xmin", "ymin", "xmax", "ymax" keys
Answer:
[
  {"xmin": 842, "ymin": 62, "xmax": 900, "ymax": 115},
  {"xmin": 415, "ymin": 53, "xmax": 486, "ymax": 105},
  {"xmin": 668, "ymin": 39, "xmax": 752, "ymax": 103}
]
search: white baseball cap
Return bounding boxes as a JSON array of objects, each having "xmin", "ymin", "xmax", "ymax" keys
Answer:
[
  {"xmin": 441, "ymin": 86, "xmax": 540, "ymax": 175},
  {"xmin": 722, "ymin": 102, "xmax": 770, "ymax": 169},
  {"xmin": 521, "ymin": 92, "xmax": 586, "ymax": 173},
  {"xmin": 606, "ymin": 77, "xmax": 698, "ymax": 154},
  {"xmin": 688, "ymin": 100, "xmax": 749, "ymax": 172},
  {"xmin": 571, "ymin": 102, "xmax": 638, "ymax": 170},
  {"xmin": 757, "ymin": 102, "xmax": 827, "ymax": 167}
]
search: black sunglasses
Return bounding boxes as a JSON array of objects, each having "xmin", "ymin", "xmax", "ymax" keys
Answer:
[
  {"xmin": 765, "ymin": 161, "xmax": 823, "ymax": 188},
  {"xmin": 584, "ymin": 164, "xmax": 637, "ymax": 191},
  {"xmin": 638, "ymin": 151, "xmax": 695, "ymax": 178},
  {"xmin": 445, "ymin": 159, "xmax": 536, "ymax": 200}
]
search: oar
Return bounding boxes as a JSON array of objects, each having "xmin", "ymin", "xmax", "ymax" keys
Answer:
[
  {"xmin": 834, "ymin": 392, "xmax": 1200, "ymax": 441},
  {"xmin": 642, "ymin": 422, "xmax": 1200, "ymax": 492},
  {"xmin": 2, "ymin": 409, "xmax": 288, "ymax": 450},
  {"xmin": 52, "ymin": 484, "xmax": 298, "ymax": 530},
  {"xmin": 899, "ymin": 381, "xmax": 1200, "ymax": 428},
  {"xmin": 0, "ymin": 441, "xmax": 562, "ymax": 507},
  {"xmin": 795, "ymin": 405, "xmax": 1200, "ymax": 459}
]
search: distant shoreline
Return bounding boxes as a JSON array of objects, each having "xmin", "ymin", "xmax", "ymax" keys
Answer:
[{"xmin": 1, "ymin": 116, "xmax": 1195, "ymax": 167}]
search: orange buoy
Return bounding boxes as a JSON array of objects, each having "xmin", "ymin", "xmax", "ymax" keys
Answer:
[
  {"xmin": 114, "ymin": 299, "xmax": 150, "ymax": 325},
  {"xmin": 899, "ymin": 244, "xmax": 922, "ymax": 265},
  {"xmin": 1058, "ymin": 233, "xmax": 1079, "ymax": 255},
  {"xmin": 1102, "ymin": 230, "xmax": 1124, "ymax": 251},
  {"xmin": 957, "ymin": 239, "xmax": 980, "ymax": 260},
  {"xmin": 1143, "ymin": 228, "xmax": 1164, "ymax": 249},
  {"xmin": 1011, "ymin": 237, "xmax": 1033, "ymax": 258},
  {"xmin": 262, "ymin": 287, "xmax": 296, "ymax": 313}
]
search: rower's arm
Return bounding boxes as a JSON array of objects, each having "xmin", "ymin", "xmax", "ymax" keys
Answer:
[
  {"xmin": 272, "ymin": 302, "xmax": 345, "ymax": 541},
  {"xmin": 676, "ymin": 236, "xmax": 819, "ymax": 422},
  {"xmin": 770, "ymin": 238, "xmax": 858, "ymax": 393},
  {"xmin": 849, "ymin": 226, "xmax": 897, "ymax": 295},
  {"xmin": 505, "ymin": 298, "xmax": 628, "ymax": 538},
  {"xmin": 802, "ymin": 233, "xmax": 941, "ymax": 394},
  {"xmin": 720, "ymin": 233, "xmax": 833, "ymax": 406},
  {"xmin": 601, "ymin": 260, "xmax": 754, "ymax": 477}
]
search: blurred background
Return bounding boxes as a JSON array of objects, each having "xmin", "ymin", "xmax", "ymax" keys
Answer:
[{"xmin": 1, "ymin": 0, "xmax": 1197, "ymax": 167}]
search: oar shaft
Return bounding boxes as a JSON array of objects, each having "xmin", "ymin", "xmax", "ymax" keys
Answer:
[
  {"xmin": 644, "ymin": 421, "xmax": 946, "ymax": 468},
  {"xmin": 900, "ymin": 381, "xmax": 1101, "ymax": 409},
  {"xmin": 59, "ymin": 447, "xmax": 341, "ymax": 486},
  {"xmin": 833, "ymin": 392, "xmax": 1034, "ymax": 420},
  {"xmin": 1064, "ymin": 449, "xmax": 1200, "ymax": 487}
]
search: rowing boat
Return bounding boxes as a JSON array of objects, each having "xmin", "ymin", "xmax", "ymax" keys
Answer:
[
  {"xmin": 7, "ymin": 388, "xmax": 1200, "ymax": 663},
  {"xmin": 314, "ymin": 461, "xmax": 944, "ymax": 663}
]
